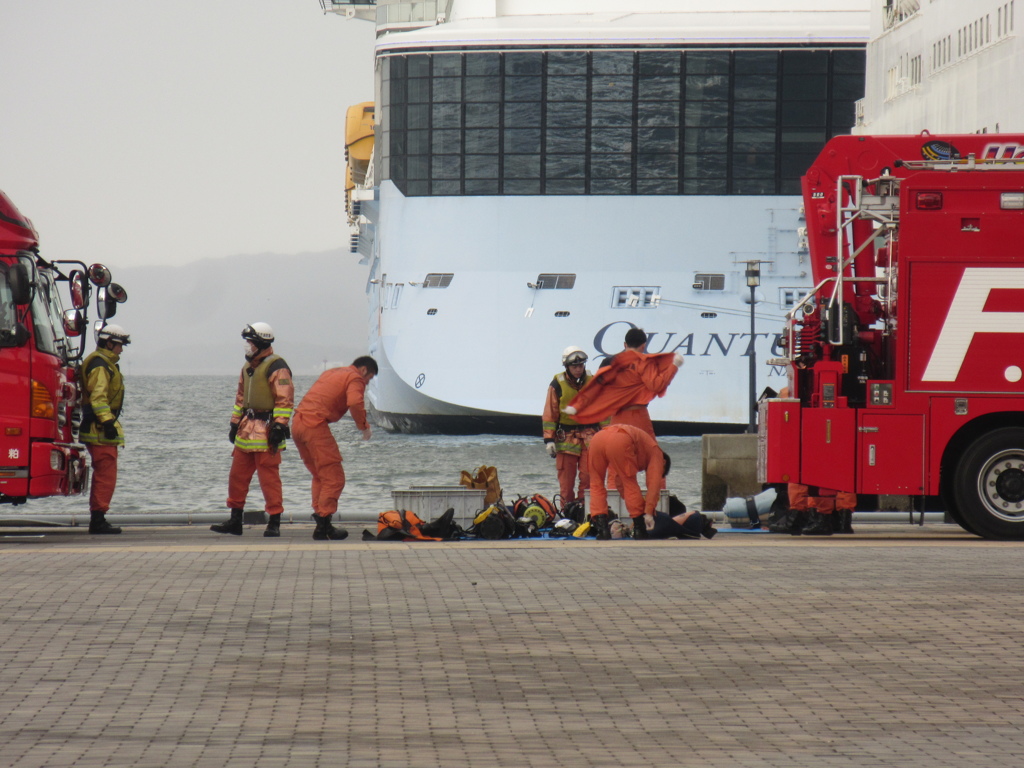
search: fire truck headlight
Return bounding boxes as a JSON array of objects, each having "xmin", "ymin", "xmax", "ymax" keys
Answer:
[
  {"xmin": 1001, "ymin": 192, "xmax": 1024, "ymax": 210},
  {"xmin": 50, "ymin": 450, "xmax": 65, "ymax": 471}
]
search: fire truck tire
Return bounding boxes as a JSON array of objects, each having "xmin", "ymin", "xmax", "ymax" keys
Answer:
[{"xmin": 953, "ymin": 428, "xmax": 1024, "ymax": 540}]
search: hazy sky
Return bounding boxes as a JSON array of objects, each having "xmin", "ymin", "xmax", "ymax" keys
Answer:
[{"xmin": 0, "ymin": 1, "xmax": 375, "ymax": 269}]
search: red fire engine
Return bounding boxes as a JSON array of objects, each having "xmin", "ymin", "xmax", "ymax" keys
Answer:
[
  {"xmin": 759, "ymin": 133, "xmax": 1024, "ymax": 539},
  {"xmin": 0, "ymin": 189, "xmax": 127, "ymax": 505}
]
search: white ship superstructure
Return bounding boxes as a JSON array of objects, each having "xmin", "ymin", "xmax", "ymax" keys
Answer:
[
  {"xmin": 324, "ymin": 0, "xmax": 870, "ymax": 433},
  {"xmin": 856, "ymin": 0, "xmax": 1023, "ymax": 134}
]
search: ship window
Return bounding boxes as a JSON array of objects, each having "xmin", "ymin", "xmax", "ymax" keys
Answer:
[
  {"xmin": 427, "ymin": 308, "xmax": 438, "ymax": 315},
  {"xmin": 423, "ymin": 273, "xmax": 453, "ymax": 288},
  {"xmin": 612, "ymin": 287, "xmax": 660, "ymax": 308},
  {"xmin": 779, "ymin": 287, "xmax": 805, "ymax": 309},
  {"xmin": 693, "ymin": 274, "xmax": 725, "ymax": 291},
  {"xmin": 381, "ymin": 46, "xmax": 864, "ymax": 197},
  {"xmin": 535, "ymin": 273, "xmax": 576, "ymax": 290},
  {"xmin": 554, "ymin": 311, "xmax": 570, "ymax": 317}
]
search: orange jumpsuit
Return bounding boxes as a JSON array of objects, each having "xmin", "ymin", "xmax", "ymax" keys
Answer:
[
  {"xmin": 291, "ymin": 366, "xmax": 370, "ymax": 518},
  {"xmin": 542, "ymin": 371, "xmax": 599, "ymax": 503},
  {"xmin": 589, "ymin": 424, "xmax": 665, "ymax": 520},
  {"xmin": 226, "ymin": 347, "xmax": 294, "ymax": 516},
  {"xmin": 568, "ymin": 348, "xmax": 677, "ymax": 438}
]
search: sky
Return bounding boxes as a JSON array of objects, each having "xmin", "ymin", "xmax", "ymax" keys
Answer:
[{"xmin": 0, "ymin": 1, "xmax": 376, "ymax": 269}]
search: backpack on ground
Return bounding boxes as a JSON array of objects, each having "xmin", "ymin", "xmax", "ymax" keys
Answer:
[{"xmin": 470, "ymin": 503, "xmax": 516, "ymax": 539}]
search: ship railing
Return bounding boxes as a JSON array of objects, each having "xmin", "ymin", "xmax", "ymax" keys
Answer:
[{"xmin": 319, "ymin": 0, "xmax": 377, "ymax": 22}]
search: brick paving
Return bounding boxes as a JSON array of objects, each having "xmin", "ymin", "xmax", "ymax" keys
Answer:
[{"xmin": 0, "ymin": 523, "xmax": 1022, "ymax": 767}]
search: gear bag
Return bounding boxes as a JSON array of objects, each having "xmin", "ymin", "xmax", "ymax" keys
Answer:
[
  {"xmin": 470, "ymin": 503, "xmax": 515, "ymax": 539},
  {"xmin": 363, "ymin": 508, "xmax": 459, "ymax": 542}
]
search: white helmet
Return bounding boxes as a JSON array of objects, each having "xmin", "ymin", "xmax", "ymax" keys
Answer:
[
  {"xmin": 96, "ymin": 323, "xmax": 131, "ymax": 346},
  {"xmin": 561, "ymin": 346, "xmax": 588, "ymax": 366},
  {"xmin": 242, "ymin": 322, "xmax": 274, "ymax": 349}
]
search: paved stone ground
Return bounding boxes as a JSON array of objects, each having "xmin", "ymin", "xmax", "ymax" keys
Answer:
[{"xmin": 0, "ymin": 523, "xmax": 1022, "ymax": 767}]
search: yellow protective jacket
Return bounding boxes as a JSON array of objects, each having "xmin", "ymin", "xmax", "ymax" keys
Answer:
[
  {"xmin": 542, "ymin": 371, "xmax": 600, "ymax": 456},
  {"xmin": 80, "ymin": 347, "xmax": 125, "ymax": 446},
  {"xmin": 231, "ymin": 347, "xmax": 294, "ymax": 452}
]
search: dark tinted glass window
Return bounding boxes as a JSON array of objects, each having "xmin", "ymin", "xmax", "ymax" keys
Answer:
[{"xmin": 380, "ymin": 47, "xmax": 864, "ymax": 197}]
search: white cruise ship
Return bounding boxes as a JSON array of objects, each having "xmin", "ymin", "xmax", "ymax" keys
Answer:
[
  {"xmin": 856, "ymin": 0, "xmax": 1022, "ymax": 135},
  {"xmin": 323, "ymin": 0, "xmax": 870, "ymax": 434}
]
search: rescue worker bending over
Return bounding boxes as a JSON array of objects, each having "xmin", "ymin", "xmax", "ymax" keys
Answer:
[
  {"xmin": 565, "ymin": 327, "xmax": 682, "ymax": 440},
  {"xmin": 80, "ymin": 324, "xmax": 131, "ymax": 535},
  {"xmin": 291, "ymin": 356, "xmax": 378, "ymax": 541},
  {"xmin": 212, "ymin": 323, "xmax": 294, "ymax": 537},
  {"xmin": 542, "ymin": 346, "xmax": 601, "ymax": 505},
  {"xmin": 588, "ymin": 423, "xmax": 666, "ymax": 540}
]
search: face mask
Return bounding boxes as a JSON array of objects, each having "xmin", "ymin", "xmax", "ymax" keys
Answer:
[{"xmin": 244, "ymin": 341, "xmax": 257, "ymax": 358}]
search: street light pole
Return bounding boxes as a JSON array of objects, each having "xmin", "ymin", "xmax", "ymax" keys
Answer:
[{"xmin": 745, "ymin": 262, "xmax": 761, "ymax": 434}]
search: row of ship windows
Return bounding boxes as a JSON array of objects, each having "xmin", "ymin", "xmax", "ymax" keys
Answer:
[
  {"xmin": 379, "ymin": 273, "xmax": 805, "ymax": 310},
  {"xmin": 928, "ymin": 5, "xmax": 1013, "ymax": 79}
]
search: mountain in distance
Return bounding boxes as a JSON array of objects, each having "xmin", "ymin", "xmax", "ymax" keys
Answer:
[{"xmin": 109, "ymin": 248, "xmax": 369, "ymax": 376}]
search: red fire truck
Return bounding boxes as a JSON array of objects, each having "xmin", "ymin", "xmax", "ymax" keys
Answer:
[
  {"xmin": 0, "ymin": 189, "xmax": 127, "ymax": 505},
  {"xmin": 759, "ymin": 133, "xmax": 1024, "ymax": 539}
]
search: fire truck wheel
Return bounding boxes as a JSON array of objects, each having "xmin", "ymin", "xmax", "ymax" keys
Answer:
[{"xmin": 954, "ymin": 427, "xmax": 1024, "ymax": 540}]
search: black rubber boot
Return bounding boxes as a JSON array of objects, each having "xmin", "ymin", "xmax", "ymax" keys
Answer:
[
  {"xmin": 701, "ymin": 514, "xmax": 718, "ymax": 539},
  {"xmin": 211, "ymin": 508, "xmax": 243, "ymax": 536},
  {"xmin": 591, "ymin": 514, "xmax": 611, "ymax": 540},
  {"xmin": 835, "ymin": 509, "xmax": 855, "ymax": 534},
  {"xmin": 263, "ymin": 514, "xmax": 281, "ymax": 538},
  {"xmin": 789, "ymin": 509, "xmax": 809, "ymax": 536},
  {"xmin": 800, "ymin": 511, "xmax": 834, "ymax": 536},
  {"xmin": 313, "ymin": 514, "xmax": 349, "ymax": 541},
  {"xmin": 89, "ymin": 511, "xmax": 122, "ymax": 535},
  {"xmin": 768, "ymin": 508, "xmax": 801, "ymax": 534},
  {"xmin": 632, "ymin": 516, "xmax": 649, "ymax": 540}
]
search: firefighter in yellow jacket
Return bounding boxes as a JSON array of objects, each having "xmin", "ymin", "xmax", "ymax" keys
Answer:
[
  {"xmin": 542, "ymin": 346, "xmax": 602, "ymax": 505},
  {"xmin": 211, "ymin": 322, "xmax": 294, "ymax": 537},
  {"xmin": 80, "ymin": 324, "xmax": 130, "ymax": 534}
]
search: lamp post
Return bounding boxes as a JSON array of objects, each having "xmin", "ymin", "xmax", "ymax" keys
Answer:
[{"xmin": 745, "ymin": 262, "xmax": 761, "ymax": 433}]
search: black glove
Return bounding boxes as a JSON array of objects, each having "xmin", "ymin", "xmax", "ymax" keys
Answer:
[
  {"xmin": 103, "ymin": 421, "xmax": 118, "ymax": 440},
  {"xmin": 228, "ymin": 423, "xmax": 239, "ymax": 444},
  {"xmin": 268, "ymin": 422, "xmax": 289, "ymax": 446}
]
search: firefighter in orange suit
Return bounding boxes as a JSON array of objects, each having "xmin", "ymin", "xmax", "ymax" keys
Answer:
[
  {"xmin": 543, "ymin": 346, "xmax": 601, "ymax": 505},
  {"xmin": 588, "ymin": 423, "xmax": 666, "ymax": 541},
  {"xmin": 211, "ymin": 323, "xmax": 293, "ymax": 537},
  {"xmin": 564, "ymin": 327, "xmax": 681, "ymax": 439},
  {"xmin": 291, "ymin": 356, "xmax": 378, "ymax": 541},
  {"xmin": 80, "ymin": 324, "xmax": 131, "ymax": 535}
]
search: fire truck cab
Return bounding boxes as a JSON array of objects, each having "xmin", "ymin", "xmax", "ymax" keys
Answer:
[
  {"xmin": 759, "ymin": 133, "xmax": 1024, "ymax": 539},
  {"xmin": 0, "ymin": 189, "xmax": 127, "ymax": 505}
]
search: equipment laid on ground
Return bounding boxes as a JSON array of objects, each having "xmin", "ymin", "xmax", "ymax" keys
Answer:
[
  {"xmin": 759, "ymin": 133, "xmax": 1024, "ymax": 539},
  {"xmin": 0, "ymin": 190, "xmax": 128, "ymax": 505}
]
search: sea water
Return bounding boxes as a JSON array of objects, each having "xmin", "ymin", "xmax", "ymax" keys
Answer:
[{"xmin": 28, "ymin": 376, "xmax": 705, "ymax": 520}]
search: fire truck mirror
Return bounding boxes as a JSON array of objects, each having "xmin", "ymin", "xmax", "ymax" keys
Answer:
[
  {"xmin": 68, "ymin": 270, "xmax": 88, "ymax": 310},
  {"xmin": 62, "ymin": 309, "xmax": 85, "ymax": 337},
  {"xmin": 107, "ymin": 283, "xmax": 128, "ymax": 304},
  {"xmin": 96, "ymin": 287, "xmax": 117, "ymax": 321},
  {"xmin": 9, "ymin": 262, "xmax": 31, "ymax": 306},
  {"xmin": 87, "ymin": 263, "xmax": 112, "ymax": 288}
]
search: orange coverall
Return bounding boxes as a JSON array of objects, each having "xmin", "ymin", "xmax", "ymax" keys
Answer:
[
  {"xmin": 568, "ymin": 348, "xmax": 678, "ymax": 438},
  {"xmin": 226, "ymin": 347, "xmax": 294, "ymax": 516},
  {"xmin": 291, "ymin": 365, "xmax": 370, "ymax": 518},
  {"xmin": 589, "ymin": 423, "xmax": 665, "ymax": 520}
]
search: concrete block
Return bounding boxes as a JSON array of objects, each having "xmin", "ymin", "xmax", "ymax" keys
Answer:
[{"xmin": 701, "ymin": 433, "xmax": 761, "ymax": 511}]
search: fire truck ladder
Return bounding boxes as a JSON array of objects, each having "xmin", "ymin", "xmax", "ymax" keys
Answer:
[{"xmin": 826, "ymin": 172, "xmax": 902, "ymax": 346}]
